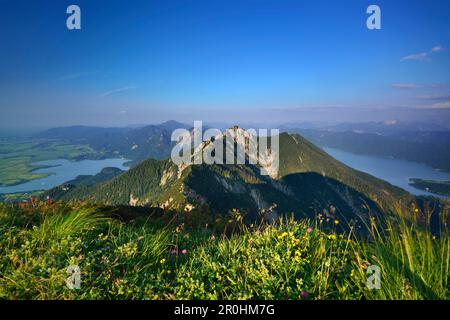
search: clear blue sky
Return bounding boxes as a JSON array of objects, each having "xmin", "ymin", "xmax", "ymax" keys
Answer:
[{"xmin": 0, "ymin": 0, "xmax": 449, "ymax": 128}]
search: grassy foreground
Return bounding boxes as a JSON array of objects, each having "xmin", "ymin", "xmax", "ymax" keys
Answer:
[{"xmin": 0, "ymin": 202, "xmax": 448, "ymax": 300}]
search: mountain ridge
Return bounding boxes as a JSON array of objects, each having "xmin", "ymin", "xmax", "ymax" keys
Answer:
[{"xmin": 57, "ymin": 129, "xmax": 413, "ymax": 228}]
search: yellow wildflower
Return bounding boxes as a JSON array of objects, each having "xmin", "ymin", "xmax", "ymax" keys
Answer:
[
  {"xmin": 327, "ymin": 234, "xmax": 337, "ymax": 241},
  {"xmin": 278, "ymin": 232, "xmax": 288, "ymax": 240}
]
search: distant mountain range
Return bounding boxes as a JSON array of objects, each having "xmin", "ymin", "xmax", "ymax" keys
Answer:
[
  {"xmin": 36, "ymin": 121, "xmax": 191, "ymax": 165},
  {"xmin": 325, "ymin": 121, "xmax": 449, "ymax": 134},
  {"xmin": 36, "ymin": 120, "xmax": 450, "ymax": 173},
  {"xmin": 280, "ymin": 120, "xmax": 450, "ymax": 134},
  {"xmin": 34, "ymin": 119, "xmax": 449, "ymax": 200},
  {"xmin": 294, "ymin": 128, "xmax": 450, "ymax": 172},
  {"xmin": 47, "ymin": 128, "xmax": 413, "ymax": 230}
]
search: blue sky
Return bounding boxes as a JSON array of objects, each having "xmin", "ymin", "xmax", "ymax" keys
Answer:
[{"xmin": 0, "ymin": 0, "xmax": 450, "ymax": 128}]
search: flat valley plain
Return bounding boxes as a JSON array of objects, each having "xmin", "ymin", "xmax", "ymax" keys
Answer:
[{"xmin": 0, "ymin": 138, "xmax": 100, "ymax": 187}]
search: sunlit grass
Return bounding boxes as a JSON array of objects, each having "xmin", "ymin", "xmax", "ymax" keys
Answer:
[{"xmin": 0, "ymin": 202, "xmax": 448, "ymax": 300}]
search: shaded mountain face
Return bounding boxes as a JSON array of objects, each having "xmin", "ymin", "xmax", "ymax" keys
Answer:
[{"xmin": 61, "ymin": 128, "xmax": 412, "ymax": 228}]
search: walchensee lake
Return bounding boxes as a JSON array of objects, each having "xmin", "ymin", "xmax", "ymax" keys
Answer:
[
  {"xmin": 324, "ymin": 147, "xmax": 450, "ymax": 198},
  {"xmin": 0, "ymin": 158, "xmax": 129, "ymax": 194}
]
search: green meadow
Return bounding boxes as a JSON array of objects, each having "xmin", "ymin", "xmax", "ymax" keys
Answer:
[{"xmin": 0, "ymin": 201, "xmax": 448, "ymax": 300}]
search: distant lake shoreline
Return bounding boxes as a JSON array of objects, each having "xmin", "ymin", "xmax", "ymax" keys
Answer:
[
  {"xmin": 2, "ymin": 150, "xmax": 449, "ymax": 200},
  {"xmin": 0, "ymin": 158, "xmax": 129, "ymax": 194},
  {"xmin": 324, "ymin": 147, "xmax": 450, "ymax": 199}
]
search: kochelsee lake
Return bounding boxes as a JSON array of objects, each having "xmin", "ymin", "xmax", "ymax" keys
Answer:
[
  {"xmin": 324, "ymin": 147, "xmax": 450, "ymax": 199},
  {"xmin": 0, "ymin": 158, "xmax": 129, "ymax": 194}
]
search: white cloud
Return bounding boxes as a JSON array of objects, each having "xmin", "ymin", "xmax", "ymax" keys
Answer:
[
  {"xmin": 418, "ymin": 101, "xmax": 450, "ymax": 109},
  {"xmin": 98, "ymin": 86, "xmax": 136, "ymax": 98},
  {"xmin": 429, "ymin": 102, "xmax": 450, "ymax": 109},
  {"xmin": 392, "ymin": 83, "xmax": 421, "ymax": 89},
  {"xmin": 416, "ymin": 94, "xmax": 450, "ymax": 101},
  {"xmin": 400, "ymin": 52, "xmax": 429, "ymax": 62},
  {"xmin": 400, "ymin": 45, "xmax": 444, "ymax": 62},
  {"xmin": 431, "ymin": 45, "xmax": 444, "ymax": 53},
  {"xmin": 392, "ymin": 83, "xmax": 443, "ymax": 90}
]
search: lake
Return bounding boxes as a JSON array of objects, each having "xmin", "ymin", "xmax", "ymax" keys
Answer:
[
  {"xmin": 324, "ymin": 147, "xmax": 450, "ymax": 198},
  {"xmin": 0, "ymin": 158, "xmax": 129, "ymax": 194}
]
